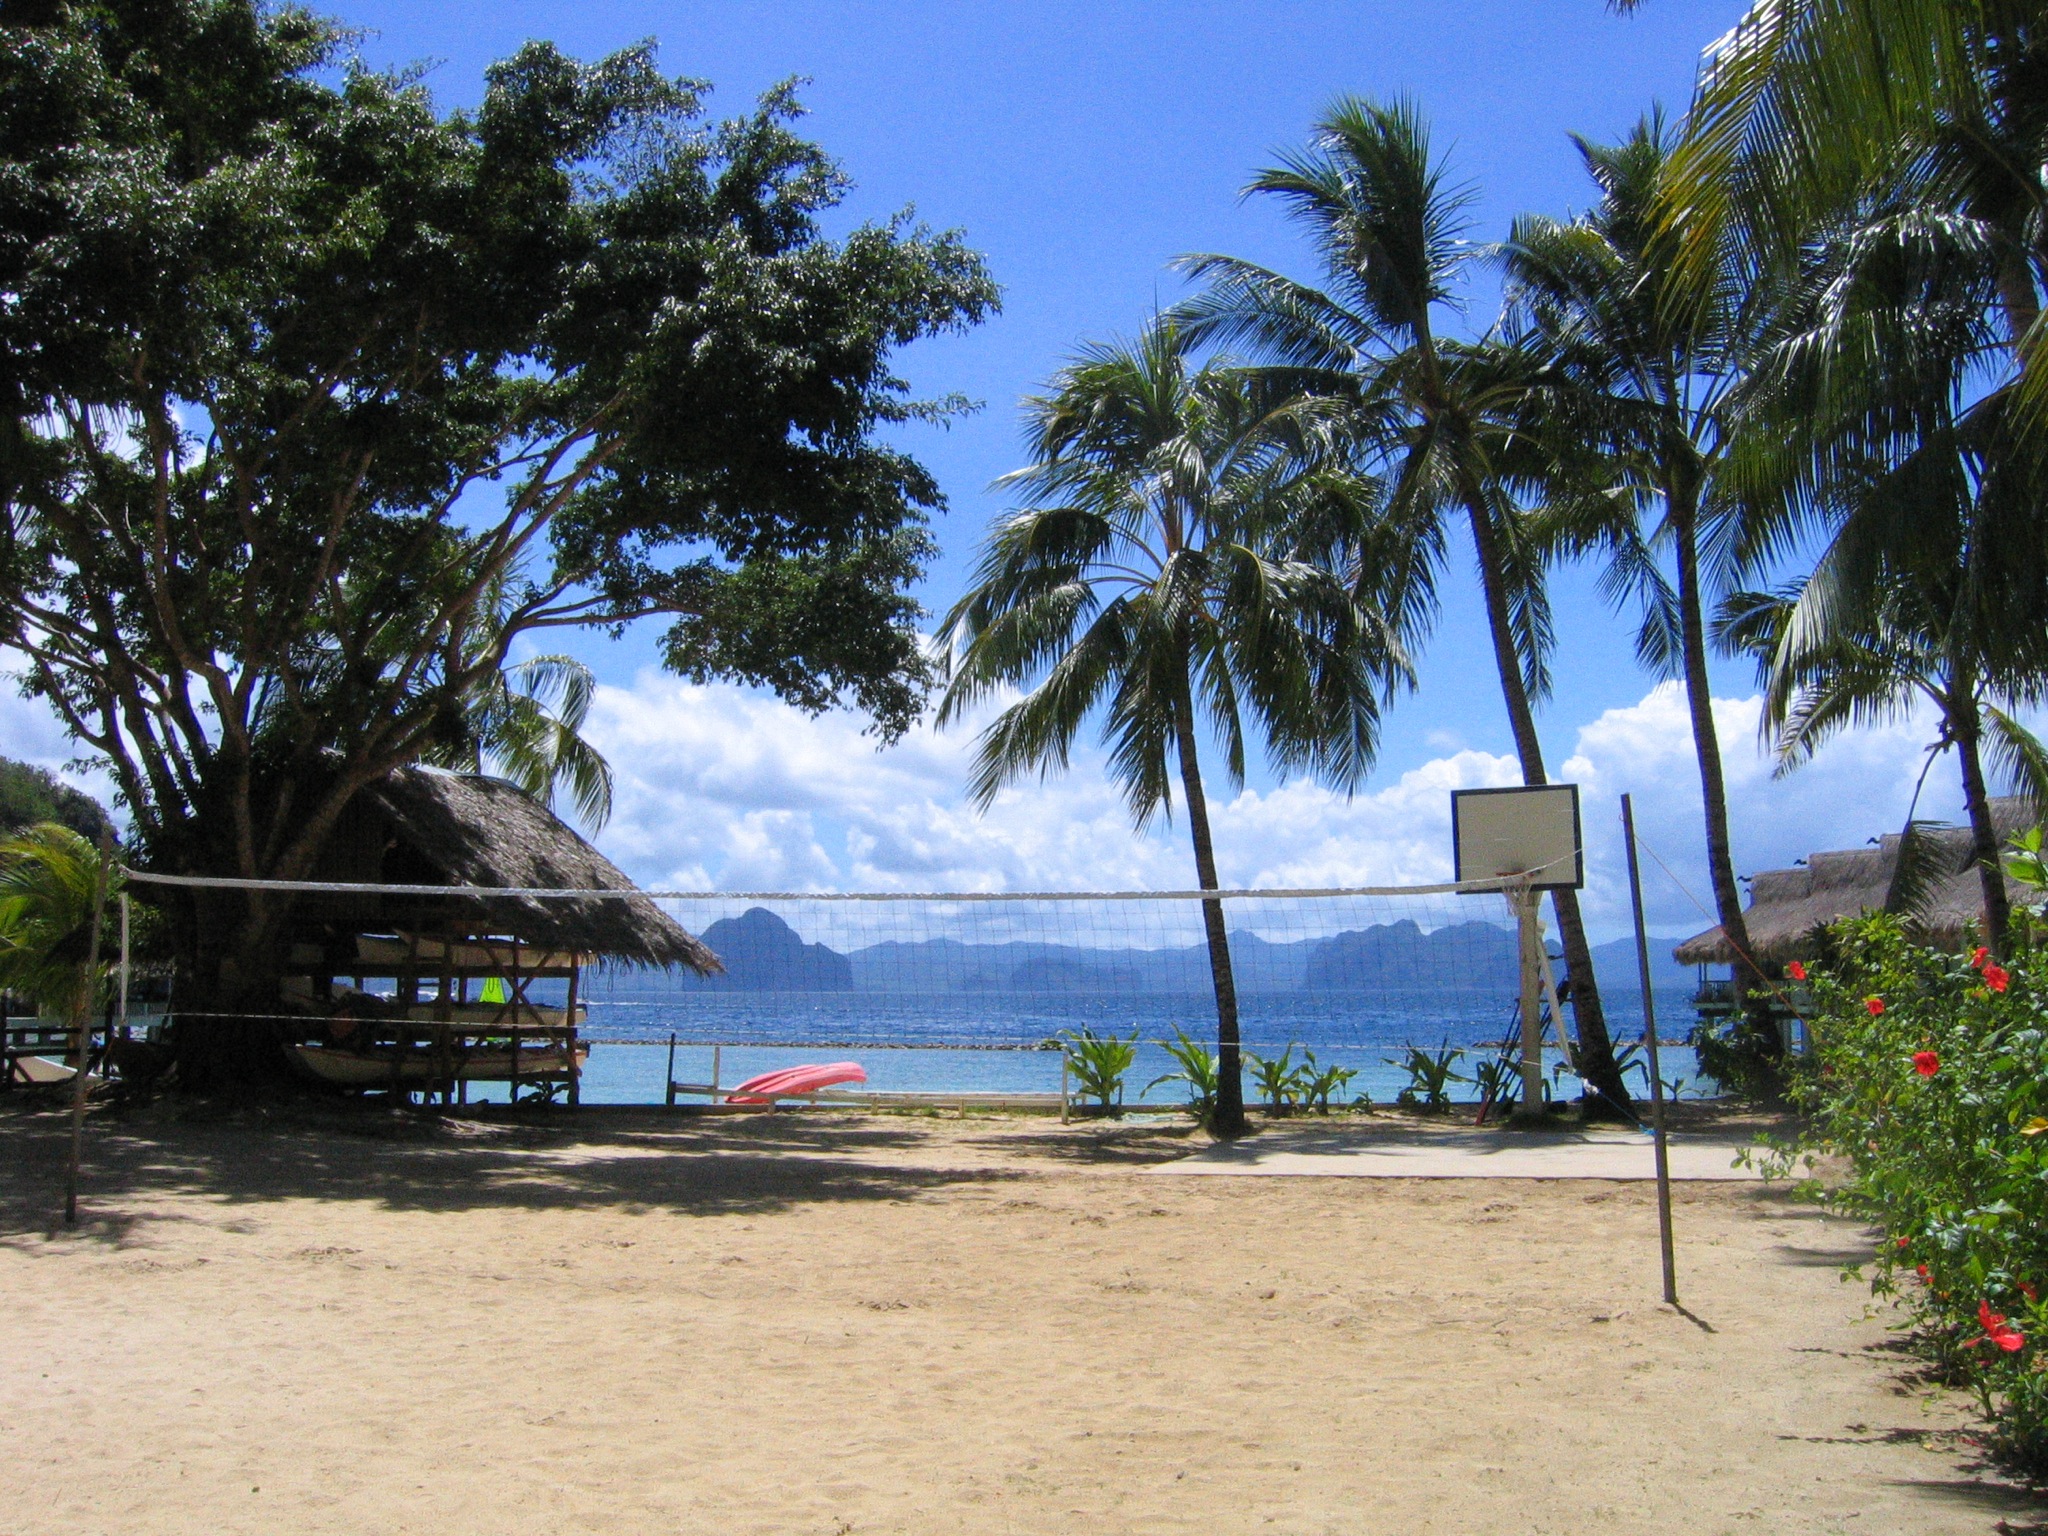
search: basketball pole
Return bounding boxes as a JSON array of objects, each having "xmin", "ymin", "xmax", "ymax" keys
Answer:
[
  {"xmin": 1511, "ymin": 878, "xmax": 1546, "ymax": 1123},
  {"xmin": 1621, "ymin": 793, "xmax": 1678, "ymax": 1306}
]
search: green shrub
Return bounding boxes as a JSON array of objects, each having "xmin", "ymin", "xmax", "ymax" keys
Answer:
[
  {"xmin": 1148, "ymin": 1028, "xmax": 1227, "ymax": 1125},
  {"xmin": 1386, "ymin": 1040, "xmax": 1465, "ymax": 1111},
  {"xmin": 1060, "ymin": 1029, "xmax": 1136, "ymax": 1112},
  {"xmin": 1245, "ymin": 1045, "xmax": 1303, "ymax": 1115},
  {"xmin": 1785, "ymin": 913, "xmax": 2048, "ymax": 1474},
  {"xmin": 1296, "ymin": 1049, "xmax": 1361, "ymax": 1114}
]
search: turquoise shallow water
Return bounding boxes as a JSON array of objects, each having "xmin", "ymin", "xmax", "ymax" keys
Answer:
[{"xmin": 474, "ymin": 984, "xmax": 1712, "ymax": 1107}]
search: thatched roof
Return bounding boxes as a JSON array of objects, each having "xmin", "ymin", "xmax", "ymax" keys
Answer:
[
  {"xmin": 1674, "ymin": 798, "xmax": 2039, "ymax": 967},
  {"xmin": 295, "ymin": 767, "xmax": 716, "ymax": 973}
]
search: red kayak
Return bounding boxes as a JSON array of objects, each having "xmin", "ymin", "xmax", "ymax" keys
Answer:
[{"xmin": 725, "ymin": 1061, "xmax": 867, "ymax": 1104}]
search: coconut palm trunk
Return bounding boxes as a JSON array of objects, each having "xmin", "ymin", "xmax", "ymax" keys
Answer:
[
  {"xmin": 1670, "ymin": 479, "xmax": 1766, "ymax": 1009},
  {"xmin": 1172, "ymin": 684, "xmax": 1247, "ymax": 1137},
  {"xmin": 1950, "ymin": 688, "xmax": 2014, "ymax": 955},
  {"xmin": 1463, "ymin": 487, "xmax": 1634, "ymax": 1117}
]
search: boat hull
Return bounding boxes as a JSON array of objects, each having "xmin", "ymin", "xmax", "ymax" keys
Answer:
[{"xmin": 287, "ymin": 1044, "xmax": 585, "ymax": 1088}]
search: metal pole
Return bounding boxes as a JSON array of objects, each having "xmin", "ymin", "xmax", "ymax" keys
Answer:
[
  {"xmin": 65, "ymin": 828, "xmax": 116, "ymax": 1227},
  {"xmin": 1622, "ymin": 793, "xmax": 1678, "ymax": 1306}
]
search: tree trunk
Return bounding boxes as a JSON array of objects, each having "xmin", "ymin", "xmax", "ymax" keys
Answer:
[
  {"xmin": 1172, "ymin": 685, "xmax": 1247, "ymax": 1139},
  {"xmin": 1463, "ymin": 492, "xmax": 1634, "ymax": 1119},
  {"xmin": 1951, "ymin": 693, "xmax": 2013, "ymax": 957},
  {"xmin": 1671, "ymin": 486, "xmax": 1770, "ymax": 1041},
  {"xmin": 169, "ymin": 883, "xmax": 297, "ymax": 1090}
]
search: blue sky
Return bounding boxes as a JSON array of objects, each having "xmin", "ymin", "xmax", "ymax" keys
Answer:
[
  {"xmin": 337, "ymin": 0, "xmax": 1755, "ymax": 772},
  {"xmin": 7, "ymin": 0, "xmax": 1988, "ymax": 939}
]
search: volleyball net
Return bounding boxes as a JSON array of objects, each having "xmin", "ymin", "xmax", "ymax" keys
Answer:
[{"xmin": 110, "ymin": 864, "xmax": 1686, "ymax": 1105}]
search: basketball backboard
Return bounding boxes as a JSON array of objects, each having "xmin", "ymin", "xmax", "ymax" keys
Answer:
[{"xmin": 1451, "ymin": 784, "xmax": 1584, "ymax": 890}]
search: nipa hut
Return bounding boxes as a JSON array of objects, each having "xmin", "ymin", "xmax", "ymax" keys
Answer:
[
  {"xmin": 1674, "ymin": 798, "xmax": 2039, "ymax": 968},
  {"xmin": 273, "ymin": 766, "xmax": 718, "ymax": 1101}
]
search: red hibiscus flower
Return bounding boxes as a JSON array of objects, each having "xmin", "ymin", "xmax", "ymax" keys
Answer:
[
  {"xmin": 1788, "ymin": 960, "xmax": 1807, "ymax": 982},
  {"xmin": 1977, "ymin": 1301, "xmax": 2026, "ymax": 1352},
  {"xmin": 1985, "ymin": 965, "xmax": 2011, "ymax": 993},
  {"xmin": 1867, "ymin": 996, "xmax": 1886, "ymax": 1017},
  {"xmin": 1913, "ymin": 1051, "xmax": 1940, "ymax": 1077},
  {"xmin": 1972, "ymin": 947, "xmax": 1991, "ymax": 970},
  {"xmin": 1897, "ymin": 1236, "xmax": 1911, "ymax": 1250},
  {"xmin": 2022, "ymin": 1281, "xmax": 2039, "ymax": 1304},
  {"xmin": 1917, "ymin": 1264, "xmax": 1932, "ymax": 1282}
]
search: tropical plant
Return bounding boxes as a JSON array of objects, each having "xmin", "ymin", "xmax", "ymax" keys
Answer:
[
  {"xmin": 939, "ymin": 318, "xmax": 1415, "ymax": 1138},
  {"xmin": 1720, "ymin": 557, "xmax": 2048, "ymax": 956},
  {"xmin": 0, "ymin": 3, "xmax": 996, "ymax": 1069},
  {"xmin": 1660, "ymin": 0, "xmax": 2048, "ymax": 409},
  {"xmin": 0, "ymin": 824, "xmax": 120, "ymax": 1030},
  {"xmin": 1172, "ymin": 96, "xmax": 1634, "ymax": 1116},
  {"xmin": 1471, "ymin": 1049, "xmax": 1523, "ymax": 1122},
  {"xmin": 1148, "ymin": 1027, "xmax": 1231, "ymax": 1124},
  {"xmin": 1296, "ymin": 1049, "xmax": 1360, "ymax": 1113},
  {"xmin": 1769, "ymin": 912, "xmax": 2048, "ymax": 1475},
  {"xmin": 1386, "ymin": 1040, "xmax": 1467, "ymax": 1111},
  {"xmin": 1245, "ymin": 1045, "xmax": 1305, "ymax": 1116},
  {"xmin": 424, "ymin": 642, "xmax": 614, "ymax": 830},
  {"xmin": 1501, "ymin": 111, "xmax": 1767, "ymax": 1012},
  {"xmin": 1060, "ymin": 1028, "xmax": 1138, "ymax": 1112}
]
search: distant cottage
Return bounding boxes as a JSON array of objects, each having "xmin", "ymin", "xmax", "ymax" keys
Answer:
[{"xmin": 1674, "ymin": 798, "xmax": 2038, "ymax": 968}]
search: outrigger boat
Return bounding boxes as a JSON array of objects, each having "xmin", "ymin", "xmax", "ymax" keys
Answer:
[{"xmin": 287, "ymin": 1039, "xmax": 588, "ymax": 1089}]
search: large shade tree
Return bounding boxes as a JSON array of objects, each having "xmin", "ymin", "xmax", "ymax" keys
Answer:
[
  {"xmin": 938, "ymin": 320, "xmax": 1416, "ymax": 1139},
  {"xmin": 0, "ymin": 2, "xmax": 995, "ymax": 1069},
  {"xmin": 1175, "ymin": 98, "xmax": 1636, "ymax": 1115}
]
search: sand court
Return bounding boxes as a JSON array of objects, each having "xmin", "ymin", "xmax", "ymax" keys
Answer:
[{"xmin": 2, "ymin": 1101, "xmax": 2038, "ymax": 1536}]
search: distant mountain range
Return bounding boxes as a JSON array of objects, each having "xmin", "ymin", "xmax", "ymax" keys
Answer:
[{"xmin": 672, "ymin": 907, "xmax": 1695, "ymax": 996}]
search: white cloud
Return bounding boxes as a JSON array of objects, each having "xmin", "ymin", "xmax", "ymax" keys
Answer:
[
  {"xmin": 0, "ymin": 653, "xmax": 1989, "ymax": 954},
  {"xmin": 1560, "ymin": 680, "xmax": 1954, "ymax": 938},
  {"xmin": 587, "ymin": 671, "xmax": 1976, "ymax": 947}
]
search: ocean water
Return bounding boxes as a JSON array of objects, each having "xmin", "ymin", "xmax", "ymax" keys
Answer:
[{"xmin": 538, "ymin": 985, "xmax": 1712, "ymax": 1108}]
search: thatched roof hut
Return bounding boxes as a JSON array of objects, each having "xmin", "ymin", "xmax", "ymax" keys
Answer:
[
  {"xmin": 1674, "ymin": 798, "xmax": 2039, "ymax": 966},
  {"xmin": 294, "ymin": 766, "xmax": 716, "ymax": 973}
]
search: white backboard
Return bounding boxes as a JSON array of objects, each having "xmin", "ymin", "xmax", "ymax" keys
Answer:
[{"xmin": 1451, "ymin": 785, "xmax": 1584, "ymax": 890}]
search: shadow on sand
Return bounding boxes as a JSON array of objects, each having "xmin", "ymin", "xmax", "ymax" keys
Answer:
[{"xmin": 0, "ymin": 1099, "xmax": 1190, "ymax": 1244}]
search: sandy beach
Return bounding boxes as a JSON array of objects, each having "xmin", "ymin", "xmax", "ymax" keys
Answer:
[{"xmin": 3, "ymin": 1100, "xmax": 2040, "ymax": 1535}]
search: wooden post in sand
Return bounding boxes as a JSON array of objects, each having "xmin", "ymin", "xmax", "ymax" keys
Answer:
[
  {"xmin": 1511, "ymin": 881, "xmax": 1546, "ymax": 1123},
  {"xmin": 64, "ymin": 828, "xmax": 115, "ymax": 1227}
]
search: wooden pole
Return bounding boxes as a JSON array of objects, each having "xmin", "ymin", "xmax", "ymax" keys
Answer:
[
  {"xmin": 65, "ymin": 828, "xmax": 116, "ymax": 1227},
  {"xmin": 1512, "ymin": 883, "xmax": 1545, "ymax": 1122},
  {"xmin": 1622, "ymin": 793, "xmax": 1678, "ymax": 1306},
  {"xmin": 563, "ymin": 958, "xmax": 580, "ymax": 1108},
  {"xmin": 117, "ymin": 893, "xmax": 130, "ymax": 1045},
  {"xmin": 665, "ymin": 1032, "xmax": 677, "ymax": 1108}
]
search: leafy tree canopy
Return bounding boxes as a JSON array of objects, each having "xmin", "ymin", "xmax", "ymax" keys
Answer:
[
  {"xmin": 0, "ymin": 1, "xmax": 996, "ymax": 937},
  {"xmin": 0, "ymin": 756, "xmax": 112, "ymax": 842}
]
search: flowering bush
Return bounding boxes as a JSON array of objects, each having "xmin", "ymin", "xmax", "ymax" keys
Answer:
[{"xmin": 1786, "ymin": 914, "xmax": 2048, "ymax": 1472}]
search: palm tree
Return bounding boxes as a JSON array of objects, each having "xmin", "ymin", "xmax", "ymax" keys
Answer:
[
  {"xmin": 937, "ymin": 319, "xmax": 1414, "ymax": 1139},
  {"xmin": 1174, "ymin": 97, "xmax": 1636, "ymax": 1115},
  {"xmin": 1722, "ymin": 572, "xmax": 2042, "ymax": 950},
  {"xmin": 0, "ymin": 823, "xmax": 120, "ymax": 1034},
  {"xmin": 1662, "ymin": 1, "xmax": 2048, "ymax": 412},
  {"xmin": 417, "ymin": 577, "xmax": 615, "ymax": 829},
  {"xmin": 1501, "ymin": 113, "xmax": 1770, "ymax": 1017},
  {"xmin": 426, "ymin": 653, "xmax": 614, "ymax": 829},
  {"xmin": 1714, "ymin": 106, "xmax": 2048, "ymax": 957}
]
